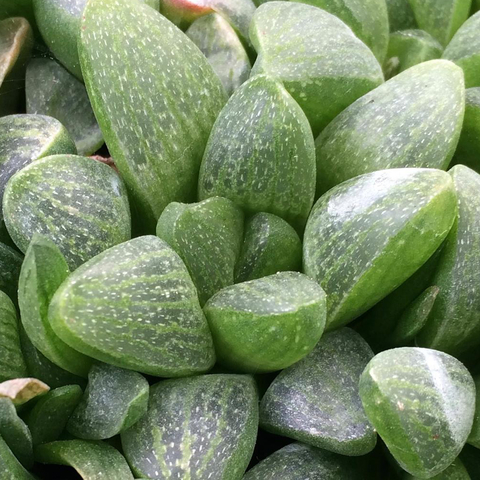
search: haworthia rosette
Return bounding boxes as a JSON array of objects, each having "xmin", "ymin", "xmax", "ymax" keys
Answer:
[
  {"xmin": 303, "ymin": 168, "xmax": 457, "ymax": 330},
  {"xmin": 250, "ymin": 1, "xmax": 384, "ymax": 135},
  {"xmin": 198, "ymin": 74, "xmax": 316, "ymax": 231},
  {"xmin": 203, "ymin": 272, "xmax": 327, "ymax": 373},
  {"xmin": 35, "ymin": 440, "xmax": 135, "ymax": 480},
  {"xmin": 417, "ymin": 166, "xmax": 480, "ymax": 358},
  {"xmin": 0, "ymin": 378, "xmax": 49, "ymax": 406},
  {"xmin": 156, "ymin": 197, "xmax": 244, "ymax": 306},
  {"xmin": 260, "ymin": 328, "xmax": 376, "ymax": 456},
  {"xmin": 48, "ymin": 236, "xmax": 216, "ymax": 377},
  {"xmin": 121, "ymin": 374, "xmax": 258, "ymax": 480},
  {"xmin": 18, "ymin": 235, "xmax": 93, "ymax": 377},
  {"xmin": 359, "ymin": 347, "xmax": 475, "ymax": 478},
  {"xmin": 385, "ymin": 0, "xmax": 416, "ymax": 32},
  {"xmin": 3, "ymin": 154, "xmax": 131, "ymax": 271},
  {"xmin": 79, "ymin": 0, "xmax": 226, "ymax": 230},
  {"xmin": 0, "ymin": 434, "xmax": 35, "ymax": 480},
  {"xmin": 235, "ymin": 212, "xmax": 302, "ymax": 283},
  {"xmin": 67, "ymin": 363, "xmax": 149, "ymax": 440},
  {"xmin": 315, "ymin": 60, "xmax": 464, "ymax": 195}
]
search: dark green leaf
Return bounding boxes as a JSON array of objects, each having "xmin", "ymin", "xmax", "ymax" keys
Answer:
[
  {"xmin": 0, "ymin": 434, "xmax": 35, "ymax": 480},
  {"xmin": 0, "ymin": 243, "xmax": 22, "ymax": 302},
  {"xmin": 386, "ymin": 0, "xmax": 417, "ymax": 32}
]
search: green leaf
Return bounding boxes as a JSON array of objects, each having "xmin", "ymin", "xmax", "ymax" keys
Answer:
[
  {"xmin": 386, "ymin": 0, "xmax": 417, "ymax": 32},
  {"xmin": 0, "ymin": 291, "xmax": 28, "ymax": 382},
  {"xmin": 0, "ymin": 18, "xmax": 33, "ymax": 116},
  {"xmin": 402, "ymin": 458, "xmax": 471, "ymax": 479},
  {"xmin": 359, "ymin": 347, "xmax": 475, "ymax": 478},
  {"xmin": 121, "ymin": 374, "xmax": 258, "ymax": 480},
  {"xmin": 79, "ymin": 0, "xmax": 226, "ymax": 230},
  {"xmin": 198, "ymin": 74, "xmax": 316, "ymax": 231},
  {"xmin": 19, "ymin": 234, "xmax": 93, "ymax": 377},
  {"xmin": 384, "ymin": 29, "xmax": 443, "ymax": 79},
  {"xmin": 3, "ymin": 154, "xmax": 131, "ymax": 270},
  {"xmin": 417, "ymin": 166, "xmax": 480, "ymax": 357},
  {"xmin": 186, "ymin": 13, "xmax": 251, "ymax": 97},
  {"xmin": 468, "ymin": 376, "xmax": 480, "ymax": 449},
  {"xmin": 260, "ymin": 328, "xmax": 376, "ymax": 456},
  {"xmin": 0, "ymin": 434, "xmax": 35, "ymax": 480},
  {"xmin": 407, "ymin": 0, "xmax": 471, "ymax": 47},
  {"xmin": 303, "ymin": 168, "xmax": 457, "ymax": 330},
  {"xmin": 243, "ymin": 442, "xmax": 365, "ymax": 479},
  {"xmin": 156, "ymin": 197, "xmax": 244, "ymax": 306},
  {"xmin": 250, "ymin": 2, "xmax": 383, "ymax": 135},
  {"xmin": 0, "ymin": 378, "xmax": 49, "ymax": 406},
  {"xmin": 26, "ymin": 58, "xmax": 103, "ymax": 156},
  {"xmin": 48, "ymin": 236, "xmax": 215, "ymax": 377},
  {"xmin": 0, "ymin": 243, "xmax": 22, "ymax": 302},
  {"xmin": 203, "ymin": 272, "xmax": 326, "ymax": 373},
  {"xmin": 24, "ymin": 385, "xmax": 82, "ymax": 446},
  {"xmin": 0, "ymin": 398, "xmax": 33, "ymax": 468},
  {"xmin": 315, "ymin": 60, "xmax": 464, "ymax": 195},
  {"xmin": 35, "ymin": 440, "xmax": 134, "ymax": 480},
  {"xmin": 235, "ymin": 212, "xmax": 302, "ymax": 283},
  {"xmin": 67, "ymin": 364, "xmax": 148, "ymax": 440},
  {"xmin": 443, "ymin": 11, "xmax": 480, "ymax": 88}
]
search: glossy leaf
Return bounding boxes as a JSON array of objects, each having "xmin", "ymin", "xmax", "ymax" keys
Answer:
[{"xmin": 0, "ymin": 378, "xmax": 49, "ymax": 406}]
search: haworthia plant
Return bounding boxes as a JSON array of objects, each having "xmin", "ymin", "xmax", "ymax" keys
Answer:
[
  {"xmin": 203, "ymin": 272, "xmax": 327, "ymax": 373},
  {"xmin": 453, "ymin": 88, "xmax": 480, "ymax": 172},
  {"xmin": 3, "ymin": 154, "xmax": 131, "ymax": 270},
  {"xmin": 0, "ymin": 434, "xmax": 35, "ymax": 480},
  {"xmin": 0, "ymin": 291, "xmax": 27, "ymax": 382},
  {"xmin": 0, "ymin": 18, "xmax": 33, "ymax": 116},
  {"xmin": 359, "ymin": 347, "xmax": 475, "ymax": 478},
  {"xmin": 0, "ymin": 378, "xmax": 49, "ymax": 406},
  {"xmin": 80, "ymin": 0, "xmax": 226, "ymax": 230},
  {"xmin": 18, "ymin": 235, "xmax": 93, "ymax": 377},
  {"xmin": 26, "ymin": 58, "xmax": 103, "ymax": 156},
  {"xmin": 156, "ymin": 197, "xmax": 244, "ymax": 306},
  {"xmin": 418, "ymin": 166, "xmax": 480, "ymax": 358},
  {"xmin": 24, "ymin": 385, "xmax": 83, "ymax": 446},
  {"xmin": 260, "ymin": 329, "xmax": 376, "ymax": 455},
  {"xmin": 0, "ymin": 243, "xmax": 22, "ymax": 302},
  {"xmin": 121, "ymin": 374, "xmax": 258, "ymax": 480},
  {"xmin": 198, "ymin": 74, "xmax": 316, "ymax": 231},
  {"xmin": 303, "ymin": 168, "xmax": 457, "ymax": 330},
  {"xmin": 186, "ymin": 13, "xmax": 251, "ymax": 97},
  {"xmin": 315, "ymin": 60, "xmax": 465, "ymax": 195},
  {"xmin": 67, "ymin": 364, "xmax": 149, "ymax": 440},
  {"xmin": 385, "ymin": 0, "xmax": 416, "ymax": 32},
  {"xmin": 443, "ymin": 11, "xmax": 480, "ymax": 88},
  {"xmin": 35, "ymin": 440, "xmax": 135, "ymax": 480},
  {"xmin": 48, "ymin": 236, "xmax": 216, "ymax": 376},
  {"xmin": 407, "ymin": 0, "xmax": 471, "ymax": 47},
  {"xmin": 250, "ymin": 2, "xmax": 384, "ymax": 135},
  {"xmin": 243, "ymin": 442, "xmax": 364, "ymax": 479},
  {"xmin": 384, "ymin": 30, "xmax": 443, "ymax": 79},
  {"xmin": 0, "ymin": 398, "xmax": 33, "ymax": 468},
  {"xmin": 468, "ymin": 376, "xmax": 480, "ymax": 448},
  {"xmin": 235, "ymin": 212, "xmax": 302, "ymax": 283}
]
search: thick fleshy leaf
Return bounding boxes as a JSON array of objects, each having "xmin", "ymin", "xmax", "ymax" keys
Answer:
[
  {"xmin": 198, "ymin": 74, "xmax": 316, "ymax": 231},
  {"xmin": 359, "ymin": 347, "xmax": 475, "ymax": 478},
  {"xmin": 67, "ymin": 364, "xmax": 148, "ymax": 440},
  {"xmin": 417, "ymin": 166, "xmax": 480, "ymax": 357},
  {"xmin": 407, "ymin": 0, "xmax": 471, "ymax": 47},
  {"xmin": 48, "ymin": 236, "xmax": 215, "ymax": 377},
  {"xmin": 0, "ymin": 398, "xmax": 33, "ymax": 468},
  {"xmin": 0, "ymin": 291, "xmax": 27, "ymax": 382},
  {"xmin": 35, "ymin": 440, "xmax": 135, "ymax": 480},
  {"xmin": 443, "ymin": 11, "xmax": 480, "ymax": 88},
  {"xmin": 243, "ymin": 442, "xmax": 364, "ymax": 479},
  {"xmin": 26, "ymin": 58, "xmax": 103, "ymax": 155},
  {"xmin": 402, "ymin": 458, "xmax": 471, "ymax": 479},
  {"xmin": 0, "ymin": 18, "xmax": 33, "ymax": 116},
  {"xmin": 384, "ymin": 29, "xmax": 443, "ymax": 78},
  {"xmin": 315, "ymin": 60, "xmax": 464, "ymax": 195},
  {"xmin": 386, "ymin": 0, "xmax": 416, "ymax": 32},
  {"xmin": 24, "ymin": 385, "xmax": 82, "ymax": 445},
  {"xmin": 19, "ymin": 235, "xmax": 93, "ymax": 377},
  {"xmin": 79, "ymin": 0, "xmax": 226, "ymax": 230},
  {"xmin": 0, "ymin": 434, "xmax": 35, "ymax": 480},
  {"xmin": 235, "ymin": 212, "xmax": 302, "ymax": 283},
  {"xmin": 250, "ymin": 2, "xmax": 384, "ymax": 135},
  {"xmin": 260, "ymin": 329, "xmax": 376, "ymax": 456},
  {"xmin": 452, "ymin": 88, "xmax": 480, "ymax": 172},
  {"xmin": 468, "ymin": 376, "xmax": 480, "ymax": 448},
  {"xmin": 303, "ymin": 169, "xmax": 457, "ymax": 330},
  {"xmin": 0, "ymin": 243, "xmax": 22, "ymax": 302},
  {"xmin": 3, "ymin": 154, "xmax": 131, "ymax": 270},
  {"xmin": 186, "ymin": 13, "xmax": 251, "ymax": 96},
  {"xmin": 0, "ymin": 378, "xmax": 49, "ymax": 406},
  {"xmin": 156, "ymin": 197, "xmax": 244, "ymax": 306},
  {"xmin": 203, "ymin": 272, "xmax": 326, "ymax": 373},
  {"xmin": 121, "ymin": 374, "xmax": 258, "ymax": 480}
]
